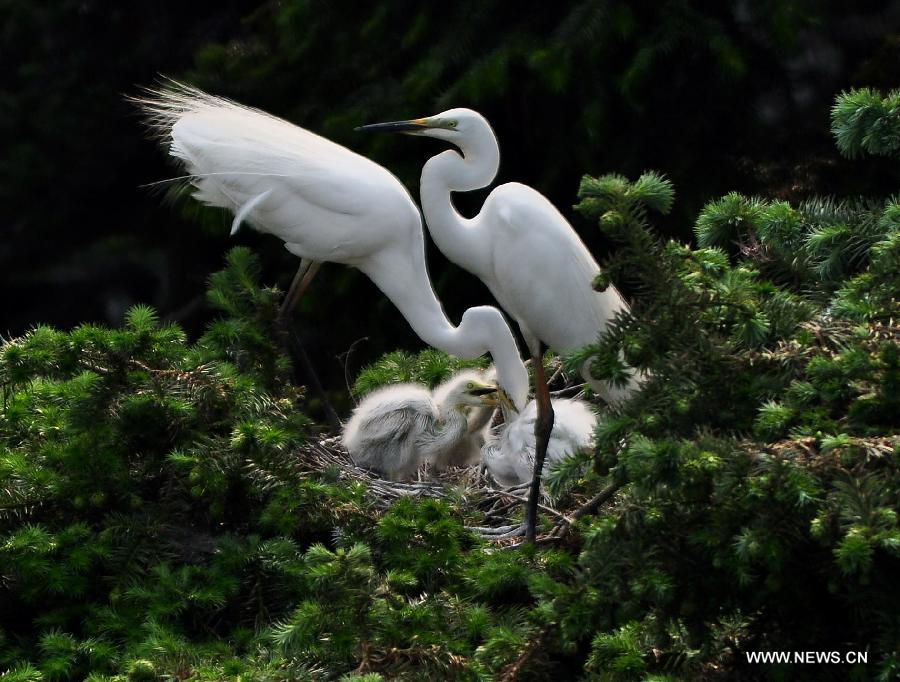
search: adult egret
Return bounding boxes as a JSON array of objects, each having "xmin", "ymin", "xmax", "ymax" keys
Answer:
[
  {"xmin": 482, "ymin": 398, "xmax": 598, "ymax": 489},
  {"xmin": 138, "ymin": 85, "xmax": 529, "ymax": 410},
  {"xmin": 358, "ymin": 108, "xmax": 640, "ymax": 540},
  {"xmin": 343, "ymin": 369, "xmax": 500, "ymax": 480}
]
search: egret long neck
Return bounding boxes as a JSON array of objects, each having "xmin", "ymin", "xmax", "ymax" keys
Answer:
[
  {"xmin": 419, "ymin": 128, "xmax": 500, "ymax": 276},
  {"xmin": 360, "ymin": 245, "xmax": 528, "ymax": 410}
]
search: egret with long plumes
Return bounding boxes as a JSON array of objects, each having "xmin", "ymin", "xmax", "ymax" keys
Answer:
[{"xmin": 138, "ymin": 84, "xmax": 529, "ymax": 409}]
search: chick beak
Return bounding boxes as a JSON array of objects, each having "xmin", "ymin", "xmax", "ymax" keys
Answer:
[{"xmin": 470, "ymin": 385, "xmax": 500, "ymax": 406}]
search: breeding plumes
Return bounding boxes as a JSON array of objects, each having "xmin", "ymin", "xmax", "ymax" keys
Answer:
[
  {"xmin": 358, "ymin": 108, "xmax": 640, "ymax": 539},
  {"xmin": 343, "ymin": 370, "xmax": 500, "ymax": 480},
  {"xmin": 482, "ymin": 398, "xmax": 598, "ymax": 489},
  {"xmin": 137, "ymin": 83, "xmax": 529, "ymax": 409}
]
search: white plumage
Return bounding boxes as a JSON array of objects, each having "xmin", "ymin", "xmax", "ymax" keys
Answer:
[
  {"xmin": 139, "ymin": 84, "xmax": 529, "ymax": 409},
  {"xmin": 358, "ymin": 108, "xmax": 642, "ymax": 404},
  {"xmin": 343, "ymin": 369, "xmax": 499, "ymax": 480},
  {"xmin": 481, "ymin": 398, "xmax": 598, "ymax": 488},
  {"xmin": 147, "ymin": 85, "xmax": 412, "ymax": 264}
]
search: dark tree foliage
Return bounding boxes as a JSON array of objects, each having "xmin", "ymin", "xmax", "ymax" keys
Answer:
[
  {"xmin": 553, "ymin": 88, "xmax": 900, "ymax": 681},
  {"xmin": 1, "ymin": 90, "xmax": 897, "ymax": 681},
  {"xmin": 0, "ymin": 0, "xmax": 259, "ymax": 335}
]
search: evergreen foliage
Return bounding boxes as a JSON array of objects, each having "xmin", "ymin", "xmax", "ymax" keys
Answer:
[
  {"xmin": 554, "ymin": 89, "xmax": 899, "ymax": 680},
  {"xmin": 352, "ymin": 350, "xmax": 488, "ymax": 398},
  {"xmin": 2, "ymin": 92, "xmax": 899, "ymax": 680}
]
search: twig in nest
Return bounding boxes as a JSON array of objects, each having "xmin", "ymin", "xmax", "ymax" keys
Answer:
[
  {"xmin": 487, "ymin": 488, "xmax": 573, "ymax": 524},
  {"xmin": 550, "ymin": 383, "xmax": 586, "ymax": 397},
  {"xmin": 550, "ymin": 479, "xmax": 623, "ymax": 539}
]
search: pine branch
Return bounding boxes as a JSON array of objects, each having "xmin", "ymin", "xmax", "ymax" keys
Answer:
[{"xmin": 498, "ymin": 625, "xmax": 556, "ymax": 682}]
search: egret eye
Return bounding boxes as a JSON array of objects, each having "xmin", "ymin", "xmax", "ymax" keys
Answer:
[
  {"xmin": 466, "ymin": 381, "xmax": 475, "ymax": 389},
  {"xmin": 448, "ymin": 121, "xmax": 458, "ymax": 128}
]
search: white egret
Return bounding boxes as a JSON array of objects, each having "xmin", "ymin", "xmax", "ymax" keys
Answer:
[
  {"xmin": 343, "ymin": 369, "xmax": 500, "ymax": 480},
  {"xmin": 482, "ymin": 398, "xmax": 598, "ymax": 489},
  {"xmin": 138, "ymin": 84, "xmax": 529, "ymax": 410},
  {"xmin": 358, "ymin": 109, "xmax": 640, "ymax": 540}
]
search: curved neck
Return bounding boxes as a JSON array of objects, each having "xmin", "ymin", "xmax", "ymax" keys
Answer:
[
  {"xmin": 360, "ymin": 245, "xmax": 528, "ymax": 410},
  {"xmin": 419, "ymin": 127, "xmax": 500, "ymax": 276}
]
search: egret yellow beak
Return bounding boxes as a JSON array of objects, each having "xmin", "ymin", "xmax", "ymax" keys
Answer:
[{"xmin": 355, "ymin": 117, "xmax": 432, "ymax": 134}]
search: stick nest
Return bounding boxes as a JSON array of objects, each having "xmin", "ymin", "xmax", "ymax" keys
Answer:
[{"xmin": 289, "ymin": 435, "xmax": 589, "ymax": 546}]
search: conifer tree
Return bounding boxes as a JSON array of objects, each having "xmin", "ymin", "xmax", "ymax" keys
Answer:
[
  {"xmin": 1, "ymin": 91, "xmax": 898, "ymax": 681},
  {"xmin": 500, "ymin": 88, "xmax": 899, "ymax": 680}
]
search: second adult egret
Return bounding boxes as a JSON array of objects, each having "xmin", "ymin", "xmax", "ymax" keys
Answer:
[
  {"xmin": 138, "ymin": 84, "xmax": 529, "ymax": 410},
  {"xmin": 343, "ymin": 369, "xmax": 500, "ymax": 480},
  {"xmin": 358, "ymin": 109, "xmax": 640, "ymax": 540}
]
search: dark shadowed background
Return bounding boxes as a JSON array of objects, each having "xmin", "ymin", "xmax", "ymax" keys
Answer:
[{"xmin": 2, "ymin": 0, "xmax": 899, "ymax": 414}]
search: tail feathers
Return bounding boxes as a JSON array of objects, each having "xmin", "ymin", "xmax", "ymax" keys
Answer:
[{"xmin": 166, "ymin": 135, "xmax": 232, "ymax": 210}]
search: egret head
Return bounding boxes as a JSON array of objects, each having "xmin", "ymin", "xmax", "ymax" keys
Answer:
[{"xmin": 356, "ymin": 108, "xmax": 490, "ymax": 144}]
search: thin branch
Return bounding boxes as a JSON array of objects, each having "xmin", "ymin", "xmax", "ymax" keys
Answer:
[
  {"xmin": 338, "ymin": 336, "xmax": 369, "ymax": 406},
  {"xmin": 487, "ymin": 487, "xmax": 573, "ymax": 524},
  {"xmin": 551, "ymin": 479, "xmax": 624, "ymax": 538},
  {"xmin": 498, "ymin": 625, "xmax": 555, "ymax": 681}
]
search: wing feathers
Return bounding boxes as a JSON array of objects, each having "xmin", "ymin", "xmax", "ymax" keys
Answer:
[{"xmin": 136, "ymin": 80, "xmax": 387, "ymax": 224}]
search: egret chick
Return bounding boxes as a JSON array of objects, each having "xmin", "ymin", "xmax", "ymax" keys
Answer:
[
  {"xmin": 343, "ymin": 371, "xmax": 500, "ymax": 480},
  {"xmin": 482, "ymin": 398, "xmax": 597, "ymax": 489},
  {"xmin": 432, "ymin": 369, "xmax": 498, "ymax": 470}
]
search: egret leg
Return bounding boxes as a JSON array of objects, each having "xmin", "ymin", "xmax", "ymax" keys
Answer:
[
  {"xmin": 284, "ymin": 329, "xmax": 342, "ymax": 431},
  {"xmin": 279, "ymin": 258, "xmax": 322, "ymax": 320},
  {"xmin": 275, "ymin": 258, "xmax": 340, "ymax": 431},
  {"xmin": 525, "ymin": 351, "xmax": 554, "ymax": 544}
]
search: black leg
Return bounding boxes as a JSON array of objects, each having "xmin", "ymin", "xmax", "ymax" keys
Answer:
[
  {"xmin": 279, "ymin": 259, "xmax": 321, "ymax": 321},
  {"xmin": 525, "ymin": 351, "xmax": 554, "ymax": 543}
]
